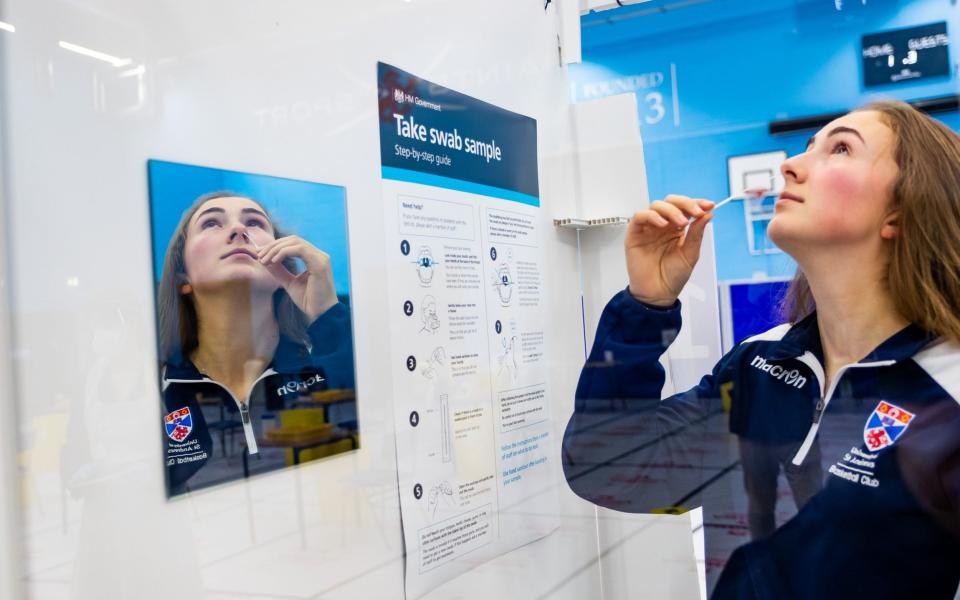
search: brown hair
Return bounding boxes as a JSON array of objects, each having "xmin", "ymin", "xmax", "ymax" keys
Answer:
[
  {"xmin": 157, "ymin": 191, "xmax": 309, "ymax": 365},
  {"xmin": 782, "ymin": 100, "xmax": 960, "ymax": 343}
]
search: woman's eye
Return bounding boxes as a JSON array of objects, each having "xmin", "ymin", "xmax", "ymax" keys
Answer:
[
  {"xmin": 200, "ymin": 219, "xmax": 220, "ymax": 229},
  {"xmin": 245, "ymin": 218, "xmax": 266, "ymax": 228},
  {"xmin": 831, "ymin": 141, "xmax": 850, "ymax": 155}
]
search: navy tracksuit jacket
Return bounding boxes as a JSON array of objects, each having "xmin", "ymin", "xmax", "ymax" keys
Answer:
[
  {"xmin": 161, "ymin": 303, "xmax": 356, "ymax": 497},
  {"xmin": 562, "ymin": 289, "xmax": 960, "ymax": 599}
]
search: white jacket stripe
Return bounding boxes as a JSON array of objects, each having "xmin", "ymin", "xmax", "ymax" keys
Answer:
[
  {"xmin": 741, "ymin": 323, "xmax": 793, "ymax": 345},
  {"xmin": 912, "ymin": 338, "xmax": 960, "ymax": 407}
]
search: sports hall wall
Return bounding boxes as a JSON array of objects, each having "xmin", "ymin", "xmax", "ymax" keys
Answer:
[{"xmin": 572, "ymin": 0, "xmax": 960, "ymax": 281}]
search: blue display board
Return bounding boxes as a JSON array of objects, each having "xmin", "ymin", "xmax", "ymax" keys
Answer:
[{"xmin": 727, "ymin": 279, "xmax": 792, "ymax": 346}]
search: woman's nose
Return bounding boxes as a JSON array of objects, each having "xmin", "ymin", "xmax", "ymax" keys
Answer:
[
  {"xmin": 227, "ymin": 224, "xmax": 250, "ymax": 243},
  {"xmin": 780, "ymin": 153, "xmax": 805, "ymax": 182}
]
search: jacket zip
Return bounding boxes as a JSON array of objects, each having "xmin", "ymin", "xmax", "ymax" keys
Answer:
[
  {"xmin": 791, "ymin": 352, "xmax": 895, "ymax": 466},
  {"xmin": 165, "ymin": 368, "xmax": 278, "ymax": 455}
]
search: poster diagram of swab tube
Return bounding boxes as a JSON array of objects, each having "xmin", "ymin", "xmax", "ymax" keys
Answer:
[{"xmin": 440, "ymin": 393, "xmax": 451, "ymax": 464}]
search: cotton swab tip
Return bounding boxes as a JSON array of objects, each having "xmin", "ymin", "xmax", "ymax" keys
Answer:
[
  {"xmin": 742, "ymin": 187, "xmax": 770, "ymax": 199},
  {"xmin": 240, "ymin": 231, "xmax": 260, "ymax": 250}
]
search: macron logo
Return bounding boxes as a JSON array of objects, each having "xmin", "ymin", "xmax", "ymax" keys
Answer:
[
  {"xmin": 750, "ymin": 355, "xmax": 807, "ymax": 389},
  {"xmin": 276, "ymin": 373, "xmax": 325, "ymax": 397}
]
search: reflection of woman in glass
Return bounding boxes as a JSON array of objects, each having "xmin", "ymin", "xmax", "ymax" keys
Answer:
[
  {"xmin": 563, "ymin": 101, "xmax": 960, "ymax": 598},
  {"xmin": 158, "ymin": 192, "xmax": 355, "ymax": 496}
]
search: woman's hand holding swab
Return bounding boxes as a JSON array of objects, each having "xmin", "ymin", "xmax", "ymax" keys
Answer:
[{"xmin": 625, "ymin": 195, "xmax": 715, "ymax": 307}]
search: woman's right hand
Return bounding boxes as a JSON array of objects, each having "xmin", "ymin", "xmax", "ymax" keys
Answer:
[{"xmin": 625, "ymin": 195, "xmax": 715, "ymax": 307}]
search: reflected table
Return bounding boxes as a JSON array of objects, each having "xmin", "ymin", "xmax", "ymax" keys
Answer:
[
  {"xmin": 241, "ymin": 425, "xmax": 358, "ymax": 477},
  {"xmin": 292, "ymin": 389, "xmax": 357, "ymax": 424}
]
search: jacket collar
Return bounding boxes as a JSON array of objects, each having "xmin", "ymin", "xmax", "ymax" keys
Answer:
[
  {"xmin": 863, "ymin": 322, "xmax": 939, "ymax": 362},
  {"xmin": 162, "ymin": 333, "xmax": 314, "ymax": 383},
  {"xmin": 767, "ymin": 312, "xmax": 937, "ymax": 364},
  {"xmin": 766, "ymin": 312, "xmax": 821, "ymax": 361},
  {"xmin": 162, "ymin": 359, "xmax": 204, "ymax": 382}
]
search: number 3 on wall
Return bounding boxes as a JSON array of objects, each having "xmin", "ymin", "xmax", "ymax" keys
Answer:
[{"xmin": 644, "ymin": 92, "xmax": 666, "ymax": 125}]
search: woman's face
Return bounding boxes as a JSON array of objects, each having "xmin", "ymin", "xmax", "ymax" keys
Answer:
[
  {"xmin": 768, "ymin": 110, "xmax": 900, "ymax": 255},
  {"xmin": 180, "ymin": 196, "xmax": 279, "ymax": 295}
]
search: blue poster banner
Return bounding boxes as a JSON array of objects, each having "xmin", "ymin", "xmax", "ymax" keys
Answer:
[{"xmin": 377, "ymin": 62, "xmax": 539, "ymax": 205}]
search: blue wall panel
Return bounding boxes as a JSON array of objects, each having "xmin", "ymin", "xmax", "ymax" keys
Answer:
[{"xmin": 574, "ymin": 0, "xmax": 960, "ymax": 281}]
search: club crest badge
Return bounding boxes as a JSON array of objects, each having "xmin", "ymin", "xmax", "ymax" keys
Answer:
[
  {"xmin": 863, "ymin": 401, "xmax": 915, "ymax": 452},
  {"xmin": 165, "ymin": 407, "xmax": 193, "ymax": 443}
]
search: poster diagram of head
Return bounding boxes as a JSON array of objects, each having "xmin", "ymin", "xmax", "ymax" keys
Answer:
[
  {"xmin": 147, "ymin": 159, "xmax": 358, "ymax": 498},
  {"xmin": 496, "ymin": 318, "xmax": 519, "ymax": 382},
  {"xmin": 420, "ymin": 295, "xmax": 441, "ymax": 334},
  {"xmin": 491, "ymin": 247, "xmax": 515, "ymax": 306}
]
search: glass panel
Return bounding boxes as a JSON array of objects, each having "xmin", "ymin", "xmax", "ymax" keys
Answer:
[{"xmin": 571, "ymin": 0, "xmax": 960, "ymax": 598}]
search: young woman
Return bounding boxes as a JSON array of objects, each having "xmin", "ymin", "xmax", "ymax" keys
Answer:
[
  {"xmin": 158, "ymin": 192, "xmax": 355, "ymax": 496},
  {"xmin": 562, "ymin": 100, "xmax": 960, "ymax": 599}
]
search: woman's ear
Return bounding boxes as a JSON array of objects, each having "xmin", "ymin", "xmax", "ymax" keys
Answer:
[
  {"xmin": 176, "ymin": 270, "xmax": 193, "ymax": 295},
  {"xmin": 880, "ymin": 211, "xmax": 899, "ymax": 240}
]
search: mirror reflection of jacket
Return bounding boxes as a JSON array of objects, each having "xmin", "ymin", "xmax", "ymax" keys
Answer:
[{"xmin": 160, "ymin": 302, "xmax": 355, "ymax": 496}]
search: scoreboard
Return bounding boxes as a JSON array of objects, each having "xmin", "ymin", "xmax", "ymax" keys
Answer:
[{"xmin": 862, "ymin": 22, "xmax": 950, "ymax": 87}]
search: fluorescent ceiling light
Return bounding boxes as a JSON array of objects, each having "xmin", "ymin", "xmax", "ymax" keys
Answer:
[
  {"xmin": 0, "ymin": 21, "xmax": 15, "ymax": 33},
  {"xmin": 119, "ymin": 64, "xmax": 145, "ymax": 77},
  {"xmin": 58, "ymin": 40, "xmax": 132, "ymax": 67}
]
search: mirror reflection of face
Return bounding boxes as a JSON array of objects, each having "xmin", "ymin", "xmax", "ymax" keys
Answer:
[
  {"xmin": 181, "ymin": 196, "xmax": 279, "ymax": 294},
  {"xmin": 768, "ymin": 110, "xmax": 899, "ymax": 251}
]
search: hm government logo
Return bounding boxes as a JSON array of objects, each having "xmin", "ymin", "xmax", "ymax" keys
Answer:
[
  {"xmin": 394, "ymin": 87, "xmax": 405, "ymax": 104},
  {"xmin": 749, "ymin": 355, "xmax": 808, "ymax": 389}
]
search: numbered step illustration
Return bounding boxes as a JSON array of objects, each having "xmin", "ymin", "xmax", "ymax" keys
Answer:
[{"xmin": 414, "ymin": 245, "xmax": 440, "ymax": 287}]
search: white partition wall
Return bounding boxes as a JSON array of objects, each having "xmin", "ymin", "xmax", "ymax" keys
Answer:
[
  {"xmin": 0, "ymin": 1, "xmax": 710, "ymax": 598},
  {"xmin": 0, "ymin": 18, "xmax": 25, "ymax": 595},
  {"xmin": 0, "ymin": 1, "xmax": 588, "ymax": 598}
]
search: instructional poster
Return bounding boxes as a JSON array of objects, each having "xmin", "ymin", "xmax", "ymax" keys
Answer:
[{"xmin": 377, "ymin": 62, "xmax": 559, "ymax": 598}]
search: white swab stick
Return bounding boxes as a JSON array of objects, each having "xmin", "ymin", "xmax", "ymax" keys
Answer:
[
  {"xmin": 716, "ymin": 187, "xmax": 770, "ymax": 210},
  {"xmin": 690, "ymin": 188, "xmax": 770, "ymax": 221},
  {"xmin": 709, "ymin": 195, "xmax": 739, "ymax": 211}
]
